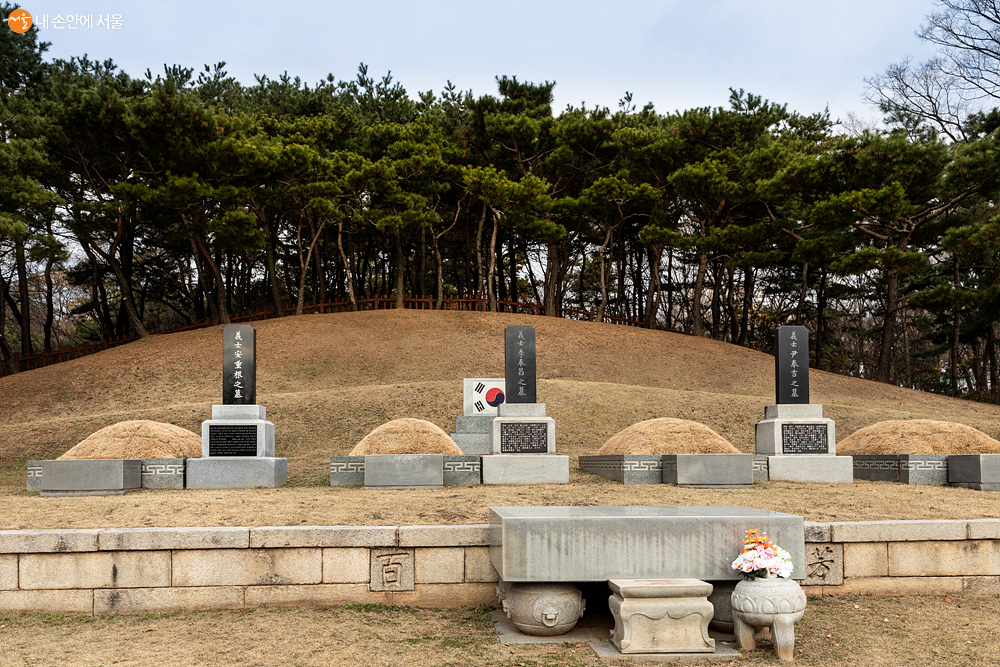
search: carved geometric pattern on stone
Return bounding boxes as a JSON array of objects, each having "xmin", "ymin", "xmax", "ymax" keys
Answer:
[
  {"xmin": 141, "ymin": 463, "xmax": 185, "ymax": 476},
  {"xmin": 901, "ymin": 460, "xmax": 947, "ymax": 471},
  {"xmin": 330, "ymin": 461, "xmax": 365, "ymax": 474},
  {"xmin": 370, "ymin": 548, "xmax": 415, "ymax": 592},
  {"xmin": 854, "ymin": 460, "xmax": 899, "ymax": 471},
  {"xmin": 582, "ymin": 459, "xmax": 663, "ymax": 472},
  {"xmin": 27, "ymin": 465, "xmax": 42, "ymax": 478},
  {"xmin": 444, "ymin": 460, "xmax": 480, "ymax": 472},
  {"xmin": 751, "ymin": 460, "xmax": 768, "ymax": 472}
]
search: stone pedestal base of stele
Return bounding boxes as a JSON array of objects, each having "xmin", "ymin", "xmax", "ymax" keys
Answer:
[
  {"xmin": 201, "ymin": 405, "xmax": 275, "ymax": 458},
  {"xmin": 186, "ymin": 456, "xmax": 287, "ymax": 490},
  {"xmin": 482, "ymin": 454, "xmax": 569, "ymax": 485},
  {"xmin": 767, "ymin": 455, "xmax": 853, "ymax": 484},
  {"xmin": 755, "ymin": 404, "xmax": 836, "ymax": 456},
  {"xmin": 40, "ymin": 459, "xmax": 141, "ymax": 497},
  {"xmin": 609, "ymin": 578, "xmax": 715, "ymax": 654},
  {"xmin": 490, "ymin": 404, "xmax": 555, "ymax": 455},
  {"xmin": 450, "ymin": 415, "xmax": 495, "ymax": 456}
]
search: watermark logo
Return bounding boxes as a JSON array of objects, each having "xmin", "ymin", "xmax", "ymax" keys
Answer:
[{"xmin": 5, "ymin": 8, "xmax": 32, "ymax": 33}]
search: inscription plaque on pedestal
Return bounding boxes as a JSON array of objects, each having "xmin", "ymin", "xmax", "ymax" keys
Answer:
[
  {"xmin": 208, "ymin": 424, "xmax": 258, "ymax": 457},
  {"xmin": 500, "ymin": 422, "xmax": 548, "ymax": 453},
  {"xmin": 505, "ymin": 325, "xmax": 536, "ymax": 404},
  {"xmin": 223, "ymin": 324, "xmax": 256, "ymax": 405},
  {"xmin": 781, "ymin": 423, "xmax": 828, "ymax": 454},
  {"xmin": 775, "ymin": 326, "xmax": 809, "ymax": 404}
]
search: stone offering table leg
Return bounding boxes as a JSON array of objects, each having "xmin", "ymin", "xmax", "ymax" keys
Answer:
[
  {"xmin": 608, "ymin": 578, "xmax": 715, "ymax": 654},
  {"xmin": 731, "ymin": 577, "xmax": 806, "ymax": 662}
]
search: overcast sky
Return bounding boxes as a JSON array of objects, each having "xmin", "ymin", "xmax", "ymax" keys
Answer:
[{"xmin": 25, "ymin": 0, "xmax": 940, "ymax": 124}]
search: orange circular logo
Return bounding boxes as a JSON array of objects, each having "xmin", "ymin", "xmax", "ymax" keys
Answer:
[{"xmin": 7, "ymin": 9, "xmax": 31, "ymax": 33}]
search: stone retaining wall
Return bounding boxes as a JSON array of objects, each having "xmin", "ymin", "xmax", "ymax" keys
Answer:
[
  {"xmin": 2, "ymin": 519, "xmax": 999, "ymax": 615},
  {"xmin": 802, "ymin": 519, "xmax": 1000, "ymax": 597},
  {"xmin": 0, "ymin": 526, "xmax": 499, "ymax": 616}
]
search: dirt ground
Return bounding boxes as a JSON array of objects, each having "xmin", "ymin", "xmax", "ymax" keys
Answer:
[{"xmin": 1, "ymin": 595, "xmax": 996, "ymax": 667}]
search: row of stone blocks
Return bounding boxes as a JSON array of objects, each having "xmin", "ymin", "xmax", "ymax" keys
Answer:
[
  {"xmin": 28, "ymin": 459, "xmax": 187, "ymax": 494},
  {"xmin": 579, "ymin": 454, "xmax": 756, "ymax": 487},
  {"xmin": 27, "ymin": 458, "xmax": 289, "ymax": 495},
  {"xmin": 853, "ymin": 454, "xmax": 1000, "ymax": 489},
  {"xmin": 330, "ymin": 455, "xmax": 570, "ymax": 487}
]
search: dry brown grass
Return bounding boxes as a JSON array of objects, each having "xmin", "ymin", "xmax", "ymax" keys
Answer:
[
  {"xmin": 597, "ymin": 417, "xmax": 739, "ymax": 454},
  {"xmin": 837, "ymin": 419, "xmax": 1000, "ymax": 455},
  {"xmin": 0, "ymin": 595, "xmax": 996, "ymax": 667},
  {"xmin": 349, "ymin": 418, "xmax": 463, "ymax": 455},
  {"xmin": 57, "ymin": 420, "xmax": 202, "ymax": 460}
]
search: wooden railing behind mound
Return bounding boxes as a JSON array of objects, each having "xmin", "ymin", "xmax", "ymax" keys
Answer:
[{"xmin": 2, "ymin": 296, "xmax": 676, "ymax": 376}]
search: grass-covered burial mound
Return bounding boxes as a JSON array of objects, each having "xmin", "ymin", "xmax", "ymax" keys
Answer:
[
  {"xmin": 837, "ymin": 419, "xmax": 1000, "ymax": 455},
  {"xmin": 349, "ymin": 418, "xmax": 463, "ymax": 456},
  {"xmin": 58, "ymin": 420, "xmax": 202, "ymax": 460},
  {"xmin": 597, "ymin": 417, "xmax": 739, "ymax": 455}
]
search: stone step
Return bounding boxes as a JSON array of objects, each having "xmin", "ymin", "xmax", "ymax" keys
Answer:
[
  {"xmin": 450, "ymin": 432, "xmax": 491, "ymax": 455},
  {"xmin": 455, "ymin": 415, "xmax": 495, "ymax": 433}
]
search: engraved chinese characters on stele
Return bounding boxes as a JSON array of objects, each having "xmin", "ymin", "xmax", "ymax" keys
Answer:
[
  {"xmin": 223, "ymin": 324, "xmax": 256, "ymax": 405},
  {"xmin": 504, "ymin": 325, "xmax": 536, "ymax": 404},
  {"xmin": 775, "ymin": 325, "xmax": 809, "ymax": 404}
]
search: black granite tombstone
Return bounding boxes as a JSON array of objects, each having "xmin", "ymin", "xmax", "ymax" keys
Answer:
[
  {"xmin": 223, "ymin": 324, "xmax": 256, "ymax": 405},
  {"xmin": 775, "ymin": 325, "xmax": 809, "ymax": 404},
  {"xmin": 504, "ymin": 325, "xmax": 536, "ymax": 403}
]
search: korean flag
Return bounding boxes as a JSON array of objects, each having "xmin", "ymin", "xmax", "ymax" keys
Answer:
[{"xmin": 462, "ymin": 378, "xmax": 506, "ymax": 416}]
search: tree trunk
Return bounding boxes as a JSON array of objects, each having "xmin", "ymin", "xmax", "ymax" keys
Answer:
[
  {"xmin": 795, "ymin": 262, "xmax": 809, "ymax": 325},
  {"xmin": 737, "ymin": 266, "xmax": 754, "ymax": 346},
  {"xmin": 644, "ymin": 245, "xmax": 661, "ymax": 328},
  {"xmin": 336, "ymin": 223, "xmax": 357, "ymax": 311},
  {"xmin": 474, "ymin": 203, "xmax": 486, "ymax": 306},
  {"xmin": 43, "ymin": 255, "xmax": 54, "ymax": 352},
  {"xmin": 394, "ymin": 227, "xmax": 405, "ymax": 309},
  {"xmin": 486, "ymin": 208, "xmax": 500, "ymax": 312},
  {"xmin": 296, "ymin": 218, "xmax": 328, "ymax": 315},
  {"xmin": 727, "ymin": 265, "xmax": 737, "ymax": 342},
  {"xmin": 692, "ymin": 251, "xmax": 708, "ymax": 337},
  {"xmin": 950, "ymin": 258, "xmax": 961, "ymax": 395},
  {"xmin": 262, "ymin": 217, "xmax": 284, "ymax": 317},
  {"xmin": 710, "ymin": 262, "xmax": 721, "ymax": 340},
  {"xmin": 99, "ymin": 244, "xmax": 149, "ymax": 338},
  {"xmin": 14, "ymin": 236, "xmax": 32, "ymax": 355},
  {"xmin": 190, "ymin": 238, "xmax": 219, "ymax": 325},
  {"xmin": 875, "ymin": 269, "xmax": 899, "ymax": 384},
  {"xmin": 596, "ymin": 227, "xmax": 614, "ymax": 322},
  {"xmin": 988, "ymin": 323, "xmax": 999, "ymax": 403},
  {"xmin": 814, "ymin": 268, "xmax": 826, "ymax": 369},
  {"xmin": 0, "ymin": 274, "xmax": 18, "ymax": 373},
  {"xmin": 543, "ymin": 243, "xmax": 559, "ymax": 317},
  {"xmin": 202, "ymin": 237, "xmax": 230, "ymax": 325}
]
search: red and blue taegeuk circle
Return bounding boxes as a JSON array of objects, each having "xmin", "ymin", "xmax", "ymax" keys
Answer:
[{"xmin": 486, "ymin": 388, "xmax": 505, "ymax": 407}]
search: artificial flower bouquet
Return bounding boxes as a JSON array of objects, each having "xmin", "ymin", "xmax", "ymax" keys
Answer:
[{"xmin": 731, "ymin": 528, "xmax": 794, "ymax": 580}]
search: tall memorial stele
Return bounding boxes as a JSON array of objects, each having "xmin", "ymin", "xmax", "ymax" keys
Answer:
[
  {"xmin": 186, "ymin": 324, "xmax": 287, "ymax": 489},
  {"xmin": 482, "ymin": 325, "xmax": 568, "ymax": 484},
  {"xmin": 754, "ymin": 326, "xmax": 852, "ymax": 483}
]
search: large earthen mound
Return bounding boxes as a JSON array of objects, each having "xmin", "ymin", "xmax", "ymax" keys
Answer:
[
  {"xmin": 838, "ymin": 419, "xmax": 1000, "ymax": 455},
  {"xmin": 349, "ymin": 418, "xmax": 463, "ymax": 456},
  {"xmin": 597, "ymin": 417, "xmax": 739, "ymax": 455},
  {"xmin": 58, "ymin": 420, "xmax": 202, "ymax": 460}
]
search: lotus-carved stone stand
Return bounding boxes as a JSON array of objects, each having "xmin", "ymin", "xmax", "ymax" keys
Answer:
[{"xmin": 731, "ymin": 577, "xmax": 806, "ymax": 661}]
